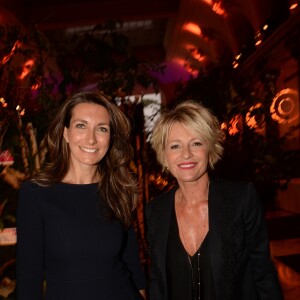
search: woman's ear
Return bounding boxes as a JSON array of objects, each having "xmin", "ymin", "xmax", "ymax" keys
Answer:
[
  {"xmin": 63, "ymin": 127, "xmax": 69, "ymax": 143},
  {"xmin": 162, "ymin": 159, "xmax": 169, "ymax": 171}
]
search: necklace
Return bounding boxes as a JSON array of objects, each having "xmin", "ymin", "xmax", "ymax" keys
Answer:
[
  {"xmin": 187, "ymin": 250, "xmax": 201, "ymax": 300},
  {"xmin": 177, "ymin": 203, "xmax": 208, "ymax": 300}
]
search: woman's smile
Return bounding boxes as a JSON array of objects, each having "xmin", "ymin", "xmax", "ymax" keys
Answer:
[{"xmin": 79, "ymin": 146, "xmax": 99, "ymax": 153}]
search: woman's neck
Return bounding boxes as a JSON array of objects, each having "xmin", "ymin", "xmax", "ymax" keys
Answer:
[
  {"xmin": 177, "ymin": 177, "xmax": 210, "ymax": 206},
  {"xmin": 62, "ymin": 167, "xmax": 100, "ymax": 184}
]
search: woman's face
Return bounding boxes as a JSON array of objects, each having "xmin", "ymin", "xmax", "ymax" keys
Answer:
[
  {"xmin": 163, "ymin": 122, "xmax": 209, "ymax": 184},
  {"xmin": 63, "ymin": 103, "xmax": 111, "ymax": 169}
]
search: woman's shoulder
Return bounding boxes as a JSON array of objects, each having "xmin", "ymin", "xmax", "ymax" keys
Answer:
[
  {"xmin": 19, "ymin": 180, "xmax": 57, "ymax": 195},
  {"xmin": 212, "ymin": 177, "xmax": 256, "ymax": 192},
  {"xmin": 145, "ymin": 187, "xmax": 176, "ymax": 229},
  {"xmin": 146, "ymin": 186, "xmax": 176, "ymax": 218},
  {"xmin": 211, "ymin": 177, "xmax": 260, "ymax": 209},
  {"xmin": 148, "ymin": 186, "xmax": 176, "ymax": 205},
  {"xmin": 20, "ymin": 180, "xmax": 40, "ymax": 191}
]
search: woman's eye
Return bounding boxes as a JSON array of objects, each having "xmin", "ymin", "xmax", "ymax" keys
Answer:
[
  {"xmin": 193, "ymin": 141, "xmax": 202, "ymax": 146},
  {"xmin": 97, "ymin": 126, "xmax": 109, "ymax": 132},
  {"xmin": 75, "ymin": 123, "xmax": 85, "ymax": 128},
  {"xmin": 170, "ymin": 144, "xmax": 179, "ymax": 149}
]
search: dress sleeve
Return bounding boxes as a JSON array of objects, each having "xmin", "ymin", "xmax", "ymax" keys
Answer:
[
  {"xmin": 244, "ymin": 182, "xmax": 283, "ymax": 300},
  {"xmin": 16, "ymin": 181, "xmax": 44, "ymax": 299},
  {"xmin": 145, "ymin": 203, "xmax": 161, "ymax": 300},
  {"xmin": 121, "ymin": 225, "xmax": 147, "ymax": 290}
]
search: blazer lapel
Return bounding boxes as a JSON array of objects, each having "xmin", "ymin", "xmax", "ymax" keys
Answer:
[
  {"xmin": 156, "ymin": 189, "xmax": 175, "ymax": 289},
  {"xmin": 209, "ymin": 179, "xmax": 226, "ymax": 299},
  {"xmin": 148, "ymin": 188, "xmax": 175, "ymax": 299}
]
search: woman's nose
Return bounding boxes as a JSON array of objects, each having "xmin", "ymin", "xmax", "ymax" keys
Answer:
[
  {"xmin": 87, "ymin": 129, "xmax": 96, "ymax": 144},
  {"xmin": 182, "ymin": 145, "xmax": 192, "ymax": 158}
]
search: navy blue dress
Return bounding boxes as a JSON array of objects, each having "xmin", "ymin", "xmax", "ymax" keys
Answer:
[{"xmin": 16, "ymin": 181, "xmax": 146, "ymax": 300}]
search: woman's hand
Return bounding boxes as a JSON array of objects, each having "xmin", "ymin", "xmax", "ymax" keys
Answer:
[{"xmin": 139, "ymin": 289, "xmax": 147, "ymax": 299}]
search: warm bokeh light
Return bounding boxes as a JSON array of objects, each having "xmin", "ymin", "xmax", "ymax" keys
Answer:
[
  {"xmin": 246, "ymin": 103, "xmax": 265, "ymax": 134},
  {"xmin": 182, "ymin": 22, "xmax": 202, "ymax": 36},
  {"xmin": 18, "ymin": 59, "xmax": 35, "ymax": 80},
  {"xmin": 212, "ymin": 2, "xmax": 227, "ymax": 16},
  {"xmin": 255, "ymin": 31, "xmax": 262, "ymax": 46},
  {"xmin": 185, "ymin": 65, "xmax": 199, "ymax": 77},
  {"xmin": 149, "ymin": 173, "xmax": 169, "ymax": 190},
  {"xmin": 0, "ymin": 97, "xmax": 8, "ymax": 107},
  {"xmin": 202, "ymin": 0, "xmax": 213, "ymax": 6},
  {"xmin": 263, "ymin": 24, "xmax": 269, "ymax": 31},
  {"xmin": 0, "ymin": 40, "xmax": 19, "ymax": 65},
  {"xmin": 31, "ymin": 81, "xmax": 42, "ymax": 91},
  {"xmin": 220, "ymin": 122, "xmax": 227, "ymax": 130},
  {"xmin": 235, "ymin": 53, "xmax": 241, "ymax": 60},
  {"xmin": 270, "ymin": 89, "xmax": 298, "ymax": 124},
  {"xmin": 201, "ymin": 0, "xmax": 227, "ymax": 16},
  {"xmin": 16, "ymin": 105, "xmax": 25, "ymax": 116},
  {"xmin": 255, "ymin": 39, "xmax": 262, "ymax": 46},
  {"xmin": 289, "ymin": 3, "xmax": 298, "ymax": 10},
  {"xmin": 190, "ymin": 48, "xmax": 205, "ymax": 62},
  {"xmin": 232, "ymin": 61, "xmax": 239, "ymax": 69},
  {"xmin": 228, "ymin": 114, "xmax": 243, "ymax": 135}
]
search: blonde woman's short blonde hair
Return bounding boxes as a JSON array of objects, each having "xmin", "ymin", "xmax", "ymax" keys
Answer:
[{"xmin": 151, "ymin": 100, "xmax": 224, "ymax": 171}]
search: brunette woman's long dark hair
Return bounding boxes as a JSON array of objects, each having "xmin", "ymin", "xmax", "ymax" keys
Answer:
[{"xmin": 33, "ymin": 91, "xmax": 138, "ymax": 228}]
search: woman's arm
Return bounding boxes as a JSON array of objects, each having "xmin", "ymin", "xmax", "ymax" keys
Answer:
[
  {"xmin": 144, "ymin": 203, "xmax": 161, "ymax": 300},
  {"xmin": 139, "ymin": 288, "xmax": 147, "ymax": 299},
  {"xmin": 16, "ymin": 182, "xmax": 44, "ymax": 299},
  {"xmin": 122, "ymin": 225, "xmax": 147, "ymax": 293}
]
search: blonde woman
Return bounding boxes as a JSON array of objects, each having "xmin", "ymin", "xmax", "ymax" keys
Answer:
[{"xmin": 146, "ymin": 100, "xmax": 282, "ymax": 300}]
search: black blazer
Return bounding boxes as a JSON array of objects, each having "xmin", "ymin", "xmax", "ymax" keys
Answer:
[{"xmin": 145, "ymin": 178, "xmax": 283, "ymax": 300}]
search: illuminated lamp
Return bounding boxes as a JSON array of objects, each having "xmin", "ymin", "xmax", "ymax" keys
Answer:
[{"xmin": 270, "ymin": 88, "xmax": 299, "ymax": 123}]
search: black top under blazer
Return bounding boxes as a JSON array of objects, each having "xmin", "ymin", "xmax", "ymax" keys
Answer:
[{"xmin": 145, "ymin": 178, "xmax": 283, "ymax": 300}]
